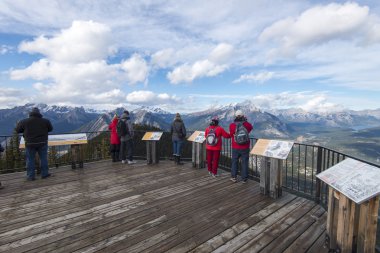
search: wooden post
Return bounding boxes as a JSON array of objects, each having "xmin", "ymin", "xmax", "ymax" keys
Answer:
[
  {"xmin": 326, "ymin": 187, "xmax": 379, "ymax": 253},
  {"xmin": 326, "ymin": 187, "xmax": 338, "ymax": 250},
  {"xmin": 357, "ymin": 196, "xmax": 379, "ymax": 253},
  {"xmin": 260, "ymin": 157, "xmax": 270, "ymax": 195},
  {"xmin": 71, "ymin": 144, "xmax": 83, "ymax": 169},
  {"xmin": 146, "ymin": 141, "xmax": 151, "ymax": 164},
  {"xmin": 192, "ymin": 142, "xmax": 196, "ymax": 167},
  {"xmin": 146, "ymin": 141, "xmax": 158, "ymax": 165},
  {"xmin": 192, "ymin": 142, "xmax": 205, "ymax": 169},
  {"xmin": 269, "ymin": 158, "xmax": 283, "ymax": 199},
  {"xmin": 336, "ymin": 193, "xmax": 356, "ymax": 253},
  {"xmin": 260, "ymin": 157, "xmax": 282, "ymax": 199}
]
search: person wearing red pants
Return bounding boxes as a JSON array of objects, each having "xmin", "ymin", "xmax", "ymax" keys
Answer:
[{"xmin": 205, "ymin": 116, "xmax": 230, "ymax": 178}]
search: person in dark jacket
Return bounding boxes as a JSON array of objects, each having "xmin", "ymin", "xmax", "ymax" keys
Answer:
[
  {"xmin": 229, "ymin": 110, "xmax": 253, "ymax": 183},
  {"xmin": 119, "ymin": 110, "xmax": 136, "ymax": 164},
  {"xmin": 108, "ymin": 114, "xmax": 121, "ymax": 162},
  {"xmin": 170, "ymin": 113, "xmax": 187, "ymax": 165},
  {"xmin": 16, "ymin": 107, "xmax": 53, "ymax": 181}
]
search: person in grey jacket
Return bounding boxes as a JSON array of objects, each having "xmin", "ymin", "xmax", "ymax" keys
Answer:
[
  {"xmin": 119, "ymin": 110, "xmax": 136, "ymax": 164},
  {"xmin": 170, "ymin": 113, "xmax": 186, "ymax": 165}
]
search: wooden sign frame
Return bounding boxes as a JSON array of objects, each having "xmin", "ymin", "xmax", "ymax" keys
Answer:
[
  {"xmin": 19, "ymin": 133, "xmax": 88, "ymax": 148},
  {"xmin": 142, "ymin": 132, "xmax": 163, "ymax": 141},
  {"xmin": 250, "ymin": 139, "xmax": 294, "ymax": 160},
  {"xmin": 316, "ymin": 158, "xmax": 380, "ymax": 204},
  {"xmin": 187, "ymin": 131, "xmax": 205, "ymax": 143}
]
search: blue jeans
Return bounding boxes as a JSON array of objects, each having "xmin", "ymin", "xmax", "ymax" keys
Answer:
[
  {"xmin": 231, "ymin": 148, "xmax": 249, "ymax": 181},
  {"xmin": 26, "ymin": 144, "xmax": 49, "ymax": 179},
  {"xmin": 120, "ymin": 139, "xmax": 134, "ymax": 161},
  {"xmin": 172, "ymin": 140, "xmax": 183, "ymax": 156}
]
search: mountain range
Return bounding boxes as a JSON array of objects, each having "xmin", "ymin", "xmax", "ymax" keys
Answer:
[
  {"xmin": 1, "ymin": 101, "xmax": 380, "ymax": 138},
  {"xmin": 1, "ymin": 101, "xmax": 380, "ymax": 164}
]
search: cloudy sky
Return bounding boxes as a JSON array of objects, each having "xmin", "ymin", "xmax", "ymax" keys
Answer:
[{"xmin": 1, "ymin": 0, "xmax": 380, "ymax": 113}]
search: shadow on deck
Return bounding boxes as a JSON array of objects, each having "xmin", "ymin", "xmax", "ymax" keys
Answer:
[{"xmin": 0, "ymin": 160, "xmax": 329, "ymax": 253}]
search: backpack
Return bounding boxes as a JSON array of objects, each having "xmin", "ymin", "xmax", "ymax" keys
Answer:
[
  {"xmin": 234, "ymin": 122, "xmax": 249, "ymax": 145},
  {"xmin": 116, "ymin": 120, "xmax": 128, "ymax": 137},
  {"xmin": 206, "ymin": 127, "xmax": 218, "ymax": 146}
]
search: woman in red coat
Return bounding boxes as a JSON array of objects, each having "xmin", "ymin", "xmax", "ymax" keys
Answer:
[
  {"xmin": 205, "ymin": 116, "xmax": 231, "ymax": 177},
  {"xmin": 108, "ymin": 114, "xmax": 121, "ymax": 162}
]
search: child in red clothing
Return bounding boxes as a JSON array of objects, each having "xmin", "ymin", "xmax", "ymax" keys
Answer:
[{"xmin": 205, "ymin": 116, "xmax": 231, "ymax": 177}]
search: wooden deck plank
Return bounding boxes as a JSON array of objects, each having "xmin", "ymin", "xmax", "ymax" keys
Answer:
[
  {"xmin": 208, "ymin": 197, "xmax": 309, "ymax": 253},
  {"xmin": 0, "ymin": 160, "xmax": 328, "ymax": 253},
  {"xmin": 6, "ymin": 174, "xmax": 236, "ymax": 252},
  {"xmin": 71, "ymin": 177, "xmax": 257, "ymax": 253}
]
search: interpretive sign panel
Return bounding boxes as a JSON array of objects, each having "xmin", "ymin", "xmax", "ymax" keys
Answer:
[
  {"xmin": 317, "ymin": 158, "xmax": 380, "ymax": 204},
  {"xmin": 250, "ymin": 139, "xmax": 294, "ymax": 160},
  {"xmin": 20, "ymin": 133, "xmax": 88, "ymax": 148},
  {"xmin": 142, "ymin": 132, "xmax": 163, "ymax": 141},
  {"xmin": 187, "ymin": 131, "xmax": 205, "ymax": 143}
]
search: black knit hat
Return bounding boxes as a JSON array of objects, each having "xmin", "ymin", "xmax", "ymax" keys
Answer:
[{"xmin": 31, "ymin": 107, "xmax": 40, "ymax": 114}]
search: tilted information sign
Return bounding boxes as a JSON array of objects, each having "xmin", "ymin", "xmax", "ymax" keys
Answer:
[
  {"xmin": 142, "ymin": 132, "xmax": 163, "ymax": 141},
  {"xmin": 187, "ymin": 131, "xmax": 205, "ymax": 143},
  {"xmin": 316, "ymin": 158, "xmax": 380, "ymax": 204},
  {"xmin": 250, "ymin": 139, "xmax": 294, "ymax": 160},
  {"xmin": 19, "ymin": 133, "xmax": 88, "ymax": 148}
]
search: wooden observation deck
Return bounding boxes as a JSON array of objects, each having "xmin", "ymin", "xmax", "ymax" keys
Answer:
[{"xmin": 0, "ymin": 161, "xmax": 328, "ymax": 252}]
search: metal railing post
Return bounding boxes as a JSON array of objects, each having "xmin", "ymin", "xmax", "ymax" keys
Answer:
[{"xmin": 315, "ymin": 146, "xmax": 323, "ymax": 204}]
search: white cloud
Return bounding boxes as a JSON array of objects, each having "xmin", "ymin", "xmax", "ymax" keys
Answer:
[
  {"xmin": 167, "ymin": 43, "xmax": 232, "ymax": 84},
  {"xmin": 151, "ymin": 48, "xmax": 176, "ymax": 68},
  {"xmin": 9, "ymin": 20, "xmax": 150, "ymax": 106},
  {"xmin": 259, "ymin": 2, "xmax": 370, "ymax": 54},
  {"xmin": 126, "ymin": 90, "xmax": 180, "ymax": 105},
  {"xmin": 250, "ymin": 92, "xmax": 343, "ymax": 112},
  {"xmin": 120, "ymin": 54, "xmax": 149, "ymax": 85},
  {"xmin": 233, "ymin": 71, "xmax": 274, "ymax": 83},
  {"xmin": 208, "ymin": 43, "xmax": 234, "ymax": 63},
  {"xmin": 0, "ymin": 87, "xmax": 28, "ymax": 106},
  {"xmin": 18, "ymin": 20, "xmax": 115, "ymax": 63}
]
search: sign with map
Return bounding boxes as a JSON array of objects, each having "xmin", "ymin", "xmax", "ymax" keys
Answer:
[
  {"xmin": 142, "ymin": 132, "xmax": 163, "ymax": 141},
  {"xmin": 19, "ymin": 133, "xmax": 88, "ymax": 148},
  {"xmin": 250, "ymin": 139, "xmax": 294, "ymax": 160},
  {"xmin": 316, "ymin": 158, "xmax": 380, "ymax": 204},
  {"xmin": 187, "ymin": 131, "xmax": 205, "ymax": 143}
]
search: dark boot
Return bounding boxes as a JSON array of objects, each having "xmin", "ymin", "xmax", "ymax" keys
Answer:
[
  {"xmin": 111, "ymin": 152, "xmax": 116, "ymax": 162},
  {"xmin": 115, "ymin": 152, "xmax": 120, "ymax": 162},
  {"xmin": 71, "ymin": 162, "xmax": 76, "ymax": 170},
  {"xmin": 177, "ymin": 156, "xmax": 184, "ymax": 165},
  {"xmin": 174, "ymin": 155, "xmax": 178, "ymax": 164}
]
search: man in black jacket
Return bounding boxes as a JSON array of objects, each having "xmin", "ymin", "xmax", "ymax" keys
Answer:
[{"xmin": 16, "ymin": 107, "xmax": 53, "ymax": 181}]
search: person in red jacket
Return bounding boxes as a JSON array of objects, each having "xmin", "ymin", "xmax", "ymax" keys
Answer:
[
  {"xmin": 205, "ymin": 116, "xmax": 231, "ymax": 178},
  {"xmin": 229, "ymin": 110, "xmax": 253, "ymax": 183},
  {"xmin": 108, "ymin": 114, "xmax": 121, "ymax": 162}
]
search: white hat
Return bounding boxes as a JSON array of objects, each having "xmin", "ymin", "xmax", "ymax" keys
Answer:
[{"xmin": 235, "ymin": 110, "xmax": 244, "ymax": 117}]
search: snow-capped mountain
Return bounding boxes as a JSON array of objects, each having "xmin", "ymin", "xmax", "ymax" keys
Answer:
[
  {"xmin": 0, "ymin": 103, "xmax": 99, "ymax": 135},
  {"xmin": 184, "ymin": 100, "xmax": 289, "ymax": 138},
  {"xmin": 270, "ymin": 108, "xmax": 380, "ymax": 129},
  {"xmin": 1, "ymin": 102, "xmax": 380, "ymax": 138}
]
